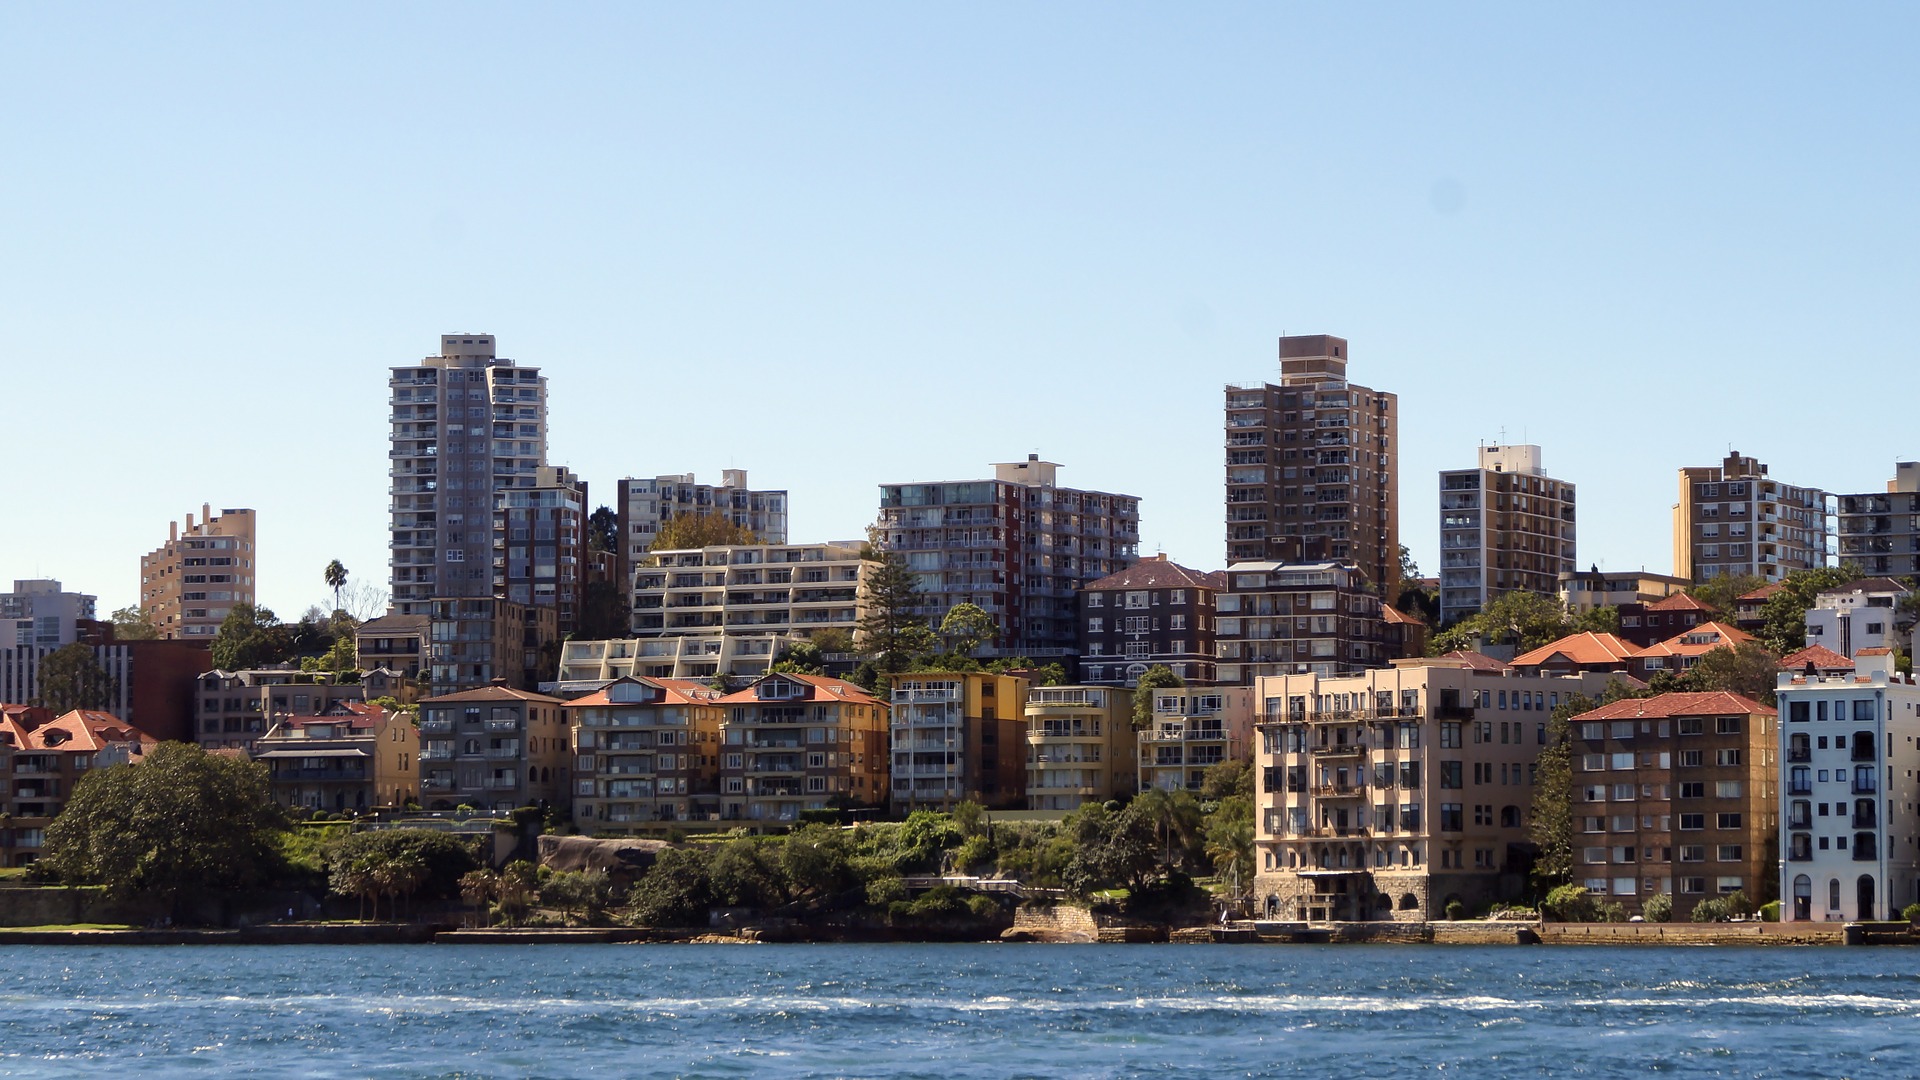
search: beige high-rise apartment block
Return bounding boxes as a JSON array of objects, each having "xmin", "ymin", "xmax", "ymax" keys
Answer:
[
  {"xmin": 1226, "ymin": 335, "xmax": 1399, "ymax": 604},
  {"xmin": 1672, "ymin": 451, "xmax": 1826, "ymax": 584},
  {"xmin": 1438, "ymin": 444, "xmax": 1577, "ymax": 626},
  {"xmin": 139, "ymin": 505, "xmax": 256, "ymax": 639}
]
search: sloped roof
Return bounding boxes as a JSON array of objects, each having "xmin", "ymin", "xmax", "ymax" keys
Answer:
[
  {"xmin": 564, "ymin": 676, "xmax": 726, "ymax": 708},
  {"xmin": 32, "ymin": 710, "xmax": 160, "ymax": 753},
  {"xmin": 1083, "ymin": 556, "xmax": 1223, "ymax": 592},
  {"xmin": 717, "ymin": 673, "xmax": 880, "ymax": 707},
  {"xmin": 1737, "ymin": 583, "xmax": 1785, "ymax": 603},
  {"xmin": 1646, "ymin": 593, "xmax": 1714, "ymax": 613},
  {"xmin": 1571, "ymin": 691, "xmax": 1774, "ymax": 722},
  {"xmin": 1818, "ymin": 577, "xmax": 1912, "ymax": 597},
  {"xmin": 1382, "ymin": 606, "xmax": 1424, "ymax": 626},
  {"xmin": 1510, "ymin": 632, "xmax": 1641, "ymax": 669},
  {"xmin": 1637, "ymin": 621, "xmax": 1754, "ymax": 659},
  {"xmin": 420, "ymin": 684, "xmax": 566, "ymax": 705},
  {"xmin": 1778, "ymin": 644, "xmax": 1853, "ymax": 671},
  {"xmin": 1432, "ymin": 650, "xmax": 1510, "ymax": 671}
]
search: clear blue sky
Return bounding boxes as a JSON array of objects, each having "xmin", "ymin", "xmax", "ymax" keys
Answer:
[{"xmin": 4, "ymin": 3, "xmax": 1916, "ymax": 619}]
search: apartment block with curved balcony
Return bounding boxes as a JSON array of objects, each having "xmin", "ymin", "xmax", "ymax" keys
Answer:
[
  {"xmin": 1023, "ymin": 685, "xmax": 1136, "ymax": 811},
  {"xmin": 1139, "ymin": 687, "xmax": 1254, "ymax": 795}
]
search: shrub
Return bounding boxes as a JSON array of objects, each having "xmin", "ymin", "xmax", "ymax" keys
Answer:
[
  {"xmin": 1691, "ymin": 897, "xmax": 1729, "ymax": 922},
  {"xmin": 1723, "ymin": 890, "xmax": 1755, "ymax": 919},
  {"xmin": 1597, "ymin": 902, "xmax": 1629, "ymax": 923},
  {"xmin": 1761, "ymin": 900, "xmax": 1781, "ymax": 922},
  {"xmin": 1541, "ymin": 884, "xmax": 1599, "ymax": 922},
  {"xmin": 1641, "ymin": 893, "xmax": 1674, "ymax": 923},
  {"xmin": 1444, "ymin": 900, "xmax": 1465, "ymax": 921},
  {"xmin": 1903, "ymin": 902, "xmax": 1920, "ymax": 923}
]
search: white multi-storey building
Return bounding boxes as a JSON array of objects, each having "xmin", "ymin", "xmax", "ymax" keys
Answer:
[
  {"xmin": 615, "ymin": 470, "xmax": 788, "ymax": 581},
  {"xmin": 388, "ymin": 334, "xmax": 548, "ymax": 616},
  {"xmin": 1778, "ymin": 648, "xmax": 1920, "ymax": 923},
  {"xmin": 1438, "ymin": 444, "xmax": 1577, "ymax": 626},
  {"xmin": 0, "ymin": 580, "xmax": 96, "ymax": 649}
]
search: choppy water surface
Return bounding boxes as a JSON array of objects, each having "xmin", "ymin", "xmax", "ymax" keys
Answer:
[{"xmin": 0, "ymin": 943, "xmax": 1914, "ymax": 1077}]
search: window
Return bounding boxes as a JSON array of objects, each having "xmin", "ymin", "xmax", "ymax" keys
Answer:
[
  {"xmin": 1441, "ymin": 723, "xmax": 1462, "ymax": 748},
  {"xmin": 1440, "ymin": 761, "xmax": 1463, "ymax": 789},
  {"xmin": 1715, "ymin": 781, "xmax": 1743, "ymax": 799},
  {"xmin": 1675, "ymin": 750, "xmax": 1704, "ymax": 768},
  {"xmin": 1678, "ymin": 845, "xmax": 1705, "ymax": 863},
  {"xmin": 1716, "ymin": 845, "xmax": 1743, "ymax": 862},
  {"xmin": 1715, "ymin": 749, "xmax": 1741, "ymax": 767},
  {"xmin": 1716, "ymin": 813, "xmax": 1743, "ymax": 830},
  {"xmin": 1676, "ymin": 717, "xmax": 1703, "ymax": 735},
  {"xmin": 1677, "ymin": 782, "xmax": 1705, "ymax": 799},
  {"xmin": 1087, "ymin": 618, "xmax": 1103, "ymax": 633},
  {"xmin": 1679, "ymin": 813, "xmax": 1705, "ymax": 831},
  {"xmin": 1439, "ymin": 804, "xmax": 1463, "ymax": 832},
  {"xmin": 1715, "ymin": 716, "xmax": 1742, "ymax": 735}
]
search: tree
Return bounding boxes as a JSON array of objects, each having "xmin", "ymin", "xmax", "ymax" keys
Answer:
[
  {"xmin": 1205, "ymin": 795, "xmax": 1254, "ymax": 898},
  {"xmin": 1688, "ymin": 573, "xmax": 1766, "ymax": 618},
  {"xmin": 108, "ymin": 606, "xmax": 159, "ymax": 641},
  {"xmin": 39, "ymin": 743, "xmax": 287, "ymax": 919},
  {"xmin": 575, "ymin": 580, "xmax": 632, "ymax": 640},
  {"xmin": 324, "ymin": 560, "xmax": 349, "ymax": 613},
  {"xmin": 771, "ymin": 640, "xmax": 825, "ymax": 675},
  {"xmin": 303, "ymin": 635, "xmax": 359, "ymax": 680},
  {"xmin": 1130, "ymin": 787, "xmax": 1205, "ymax": 871},
  {"xmin": 459, "ymin": 869, "xmax": 499, "ymax": 927},
  {"xmin": 625, "ymin": 846, "xmax": 716, "ymax": 927},
  {"xmin": 1062, "ymin": 802, "xmax": 1160, "ymax": 896},
  {"xmin": 805, "ymin": 626, "xmax": 856, "ymax": 656},
  {"xmin": 327, "ymin": 828, "xmax": 481, "ymax": 920},
  {"xmin": 1679, "ymin": 641, "xmax": 1782, "ymax": 705},
  {"xmin": 211, "ymin": 604, "xmax": 294, "ymax": 671},
  {"xmin": 1393, "ymin": 545, "xmax": 1440, "ymax": 628},
  {"xmin": 1131, "ymin": 665, "xmax": 1183, "ymax": 729},
  {"xmin": 34, "ymin": 643, "xmax": 118, "ymax": 714},
  {"xmin": 1432, "ymin": 590, "xmax": 1580, "ymax": 653},
  {"xmin": 856, "ymin": 551, "xmax": 936, "ymax": 674},
  {"xmin": 586, "ymin": 505, "xmax": 619, "ymax": 554},
  {"xmin": 938, "ymin": 602, "xmax": 998, "ymax": 659},
  {"xmin": 648, "ymin": 513, "xmax": 760, "ymax": 551},
  {"xmin": 1528, "ymin": 694, "xmax": 1591, "ymax": 891},
  {"xmin": 1199, "ymin": 759, "xmax": 1253, "ymax": 802}
]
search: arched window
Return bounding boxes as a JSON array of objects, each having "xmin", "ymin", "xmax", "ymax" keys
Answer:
[
  {"xmin": 1500, "ymin": 806, "xmax": 1522, "ymax": 828},
  {"xmin": 1792, "ymin": 875, "xmax": 1812, "ymax": 921},
  {"xmin": 1829, "ymin": 878, "xmax": 1842, "ymax": 912},
  {"xmin": 1398, "ymin": 893, "xmax": 1419, "ymax": 911}
]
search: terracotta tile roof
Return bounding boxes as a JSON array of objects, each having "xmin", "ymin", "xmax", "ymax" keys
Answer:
[
  {"xmin": 1778, "ymin": 644, "xmax": 1853, "ymax": 671},
  {"xmin": 564, "ymin": 676, "xmax": 727, "ymax": 708},
  {"xmin": 1819, "ymin": 577, "xmax": 1912, "ymax": 597},
  {"xmin": 1646, "ymin": 593, "xmax": 1714, "ymax": 613},
  {"xmin": 32, "ymin": 710, "xmax": 160, "ymax": 754},
  {"xmin": 1637, "ymin": 621, "xmax": 1754, "ymax": 658},
  {"xmin": 1736, "ymin": 583, "xmax": 1785, "ymax": 603},
  {"xmin": 1857, "ymin": 647, "xmax": 1894, "ymax": 656},
  {"xmin": 420, "ymin": 684, "xmax": 566, "ymax": 705},
  {"xmin": 1082, "ymin": 556, "xmax": 1221, "ymax": 593},
  {"xmin": 1509, "ymin": 632, "xmax": 1642, "ymax": 669},
  {"xmin": 718, "ymin": 673, "xmax": 880, "ymax": 707},
  {"xmin": 1571, "ymin": 691, "xmax": 1774, "ymax": 722},
  {"xmin": 1382, "ymin": 605, "xmax": 1424, "ymax": 626},
  {"xmin": 1433, "ymin": 650, "xmax": 1511, "ymax": 671}
]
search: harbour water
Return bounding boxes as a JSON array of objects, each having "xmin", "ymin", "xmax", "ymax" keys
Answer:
[{"xmin": 1, "ymin": 943, "xmax": 1915, "ymax": 1077}]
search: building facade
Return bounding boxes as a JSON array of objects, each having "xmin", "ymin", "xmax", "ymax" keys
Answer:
[
  {"xmin": 1835, "ymin": 462, "xmax": 1920, "ymax": 579},
  {"xmin": 253, "ymin": 702, "xmax": 419, "ymax": 815},
  {"xmin": 1251, "ymin": 660, "xmax": 1634, "ymax": 921},
  {"xmin": 0, "ymin": 636, "xmax": 207, "ymax": 744},
  {"xmin": 1077, "ymin": 556, "xmax": 1223, "ymax": 686},
  {"xmin": 888, "ymin": 672, "xmax": 1029, "ymax": 813},
  {"xmin": 877, "ymin": 455, "xmax": 1139, "ymax": 658},
  {"xmin": 1139, "ymin": 686, "xmax": 1256, "ymax": 795},
  {"xmin": 1777, "ymin": 650, "xmax": 1920, "ymax": 922},
  {"xmin": 1225, "ymin": 334, "xmax": 1399, "ymax": 604},
  {"xmin": 0, "ymin": 580, "xmax": 97, "ymax": 649},
  {"xmin": 1672, "ymin": 451, "xmax": 1827, "ymax": 584},
  {"xmin": 0, "ymin": 710, "xmax": 157, "ymax": 866},
  {"xmin": 1438, "ymin": 444, "xmax": 1576, "ymax": 626},
  {"xmin": 1803, "ymin": 578, "xmax": 1912, "ymax": 661},
  {"xmin": 564, "ymin": 676, "xmax": 727, "ymax": 830},
  {"xmin": 1557, "ymin": 567, "xmax": 1691, "ymax": 615},
  {"xmin": 1214, "ymin": 561, "xmax": 1388, "ymax": 683},
  {"xmin": 195, "ymin": 668, "xmax": 372, "ymax": 754},
  {"xmin": 356, "ymin": 613, "xmax": 429, "ymax": 679},
  {"xmin": 615, "ymin": 470, "xmax": 788, "ymax": 587},
  {"xmin": 428, "ymin": 597, "xmax": 556, "ymax": 696},
  {"xmin": 716, "ymin": 673, "xmax": 888, "ymax": 824},
  {"xmin": 1023, "ymin": 685, "xmax": 1138, "ymax": 811},
  {"xmin": 389, "ymin": 334, "xmax": 548, "ymax": 615},
  {"xmin": 416, "ymin": 683, "xmax": 571, "ymax": 812},
  {"xmin": 497, "ymin": 466, "xmax": 587, "ymax": 636},
  {"xmin": 138, "ymin": 506, "xmax": 256, "ymax": 640},
  {"xmin": 1566, "ymin": 692, "xmax": 1777, "ymax": 919}
]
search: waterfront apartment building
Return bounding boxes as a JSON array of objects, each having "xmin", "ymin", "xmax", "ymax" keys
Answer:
[
  {"xmin": 1672, "ymin": 451, "xmax": 1827, "ymax": 584},
  {"xmin": 1557, "ymin": 567, "xmax": 1690, "ymax": 615},
  {"xmin": 0, "ymin": 580, "xmax": 97, "ymax": 649},
  {"xmin": 1777, "ymin": 649, "xmax": 1920, "ymax": 922},
  {"xmin": 428, "ymin": 597, "xmax": 557, "ymax": 696},
  {"xmin": 1214, "ymin": 561, "xmax": 1388, "ymax": 684},
  {"xmin": 1565, "ymin": 692, "xmax": 1777, "ymax": 920},
  {"xmin": 0, "ymin": 709, "xmax": 158, "ymax": 866},
  {"xmin": 252, "ymin": 702, "xmax": 419, "ymax": 815},
  {"xmin": 716, "ymin": 673, "xmax": 888, "ymax": 824},
  {"xmin": 1077, "ymin": 556, "xmax": 1224, "ymax": 686},
  {"xmin": 138, "ymin": 506, "xmax": 256, "ymax": 639},
  {"xmin": 888, "ymin": 672, "xmax": 1029, "ymax": 813},
  {"xmin": 564, "ymin": 676, "xmax": 727, "ymax": 829},
  {"xmin": 1835, "ymin": 463, "xmax": 1920, "ymax": 579},
  {"xmin": 1224, "ymin": 334, "xmax": 1399, "ymax": 605},
  {"xmin": 1251, "ymin": 660, "xmax": 1634, "ymax": 921},
  {"xmin": 389, "ymin": 334, "xmax": 548, "ymax": 615},
  {"xmin": 355, "ymin": 613, "xmax": 429, "ymax": 679},
  {"xmin": 1023, "ymin": 685, "xmax": 1138, "ymax": 811},
  {"xmin": 627, "ymin": 541, "xmax": 868, "ymax": 674},
  {"xmin": 615, "ymin": 471, "xmax": 788, "ymax": 586},
  {"xmin": 877, "ymin": 455, "xmax": 1139, "ymax": 658},
  {"xmin": 417, "ymin": 683, "xmax": 571, "ymax": 812},
  {"xmin": 195, "ymin": 668, "xmax": 373, "ymax": 754},
  {"xmin": 1438, "ymin": 445, "xmax": 1576, "ymax": 626},
  {"xmin": 1139, "ymin": 686, "xmax": 1255, "ymax": 795}
]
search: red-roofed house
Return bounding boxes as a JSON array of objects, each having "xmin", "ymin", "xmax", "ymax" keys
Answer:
[
  {"xmin": 1078, "ymin": 556, "xmax": 1226, "ymax": 686},
  {"xmin": 4, "ymin": 710, "xmax": 161, "ymax": 866},
  {"xmin": 716, "ymin": 673, "xmax": 888, "ymax": 824},
  {"xmin": 416, "ymin": 683, "xmax": 571, "ymax": 812},
  {"xmin": 1616, "ymin": 593, "xmax": 1715, "ymax": 648},
  {"xmin": 1733, "ymin": 583, "xmax": 1784, "ymax": 634},
  {"xmin": 1777, "ymin": 644, "xmax": 1854, "ymax": 677},
  {"xmin": 1567, "ymin": 691, "xmax": 1777, "ymax": 919},
  {"xmin": 563, "ymin": 676, "xmax": 728, "ymax": 830},
  {"xmin": 1508, "ymin": 633, "xmax": 1642, "ymax": 676},
  {"xmin": 1633, "ymin": 622, "xmax": 1755, "ymax": 680},
  {"xmin": 252, "ymin": 700, "xmax": 420, "ymax": 816}
]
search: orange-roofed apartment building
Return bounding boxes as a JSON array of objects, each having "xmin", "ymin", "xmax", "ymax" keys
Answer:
[
  {"xmin": 1508, "ymin": 622, "xmax": 1757, "ymax": 684},
  {"xmin": 1567, "ymin": 692, "xmax": 1777, "ymax": 918},
  {"xmin": 416, "ymin": 683, "xmax": 571, "ymax": 812},
  {"xmin": 564, "ymin": 676, "xmax": 727, "ymax": 830},
  {"xmin": 0, "ymin": 710, "xmax": 159, "ymax": 866},
  {"xmin": 1615, "ymin": 593, "xmax": 1715, "ymax": 649},
  {"xmin": 718, "ymin": 673, "xmax": 887, "ymax": 824},
  {"xmin": 252, "ymin": 702, "xmax": 419, "ymax": 815}
]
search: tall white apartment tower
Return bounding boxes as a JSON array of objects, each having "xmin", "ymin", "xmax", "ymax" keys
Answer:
[{"xmin": 388, "ymin": 334, "xmax": 549, "ymax": 616}]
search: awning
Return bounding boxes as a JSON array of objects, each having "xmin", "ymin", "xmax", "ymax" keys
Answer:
[{"xmin": 254, "ymin": 748, "xmax": 370, "ymax": 759}]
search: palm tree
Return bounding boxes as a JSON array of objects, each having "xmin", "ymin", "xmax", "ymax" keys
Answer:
[
  {"xmin": 1205, "ymin": 800, "xmax": 1255, "ymax": 900},
  {"xmin": 459, "ymin": 869, "xmax": 499, "ymax": 928},
  {"xmin": 324, "ymin": 560, "xmax": 349, "ymax": 613}
]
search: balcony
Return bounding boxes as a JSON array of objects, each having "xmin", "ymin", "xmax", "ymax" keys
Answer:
[
  {"xmin": 487, "ymin": 778, "xmax": 520, "ymax": 791},
  {"xmin": 1853, "ymin": 779, "xmax": 1878, "ymax": 795},
  {"xmin": 1309, "ymin": 784, "xmax": 1363, "ymax": 798},
  {"xmin": 1786, "ymin": 747, "xmax": 1811, "ymax": 764},
  {"xmin": 420, "ymin": 719, "xmax": 453, "ymax": 734},
  {"xmin": 1788, "ymin": 781, "xmax": 1813, "ymax": 796},
  {"xmin": 1311, "ymin": 742, "xmax": 1367, "ymax": 757},
  {"xmin": 421, "ymin": 778, "xmax": 455, "ymax": 792}
]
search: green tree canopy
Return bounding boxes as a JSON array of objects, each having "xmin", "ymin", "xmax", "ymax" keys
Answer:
[
  {"xmin": 1432, "ymin": 590, "xmax": 1586, "ymax": 654},
  {"xmin": 1686, "ymin": 573, "xmax": 1766, "ymax": 618},
  {"xmin": 211, "ymin": 603, "xmax": 294, "ymax": 671},
  {"xmin": 856, "ymin": 551, "xmax": 937, "ymax": 674},
  {"xmin": 324, "ymin": 560, "xmax": 349, "ymax": 612},
  {"xmin": 38, "ymin": 742, "xmax": 288, "ymax": 918},
  {"xmin": 648, "ymin": 513, "xmax": 760, "ymax": 552},
  {"xmin": 34, "ymin": 642, "xmax": 118, "ymax": 714},
  {"xmin": 108, "ymin": 605, "xmax": 159, "ymax": 641},
  {"xmin": 938, "ymin": 602, "xmax": 998, "ymax": 659},
  {"xmin": 587, "ymin": 505, "xmax": 619, "ymax": 554},
  {"xmin": 1755, "ymin": 565, "xmax": 1864, "ymax": 654},
  {"xmin": 771, "ymin": 639, "xmax": 826, "ymax": 674},
  {"xmin": 575, "ymin": 580, "xmax": 632, "ymax": 640},
  {"xmin": 1131, "ymin": 665, "xmax": 1184, "ymax": 729}
]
